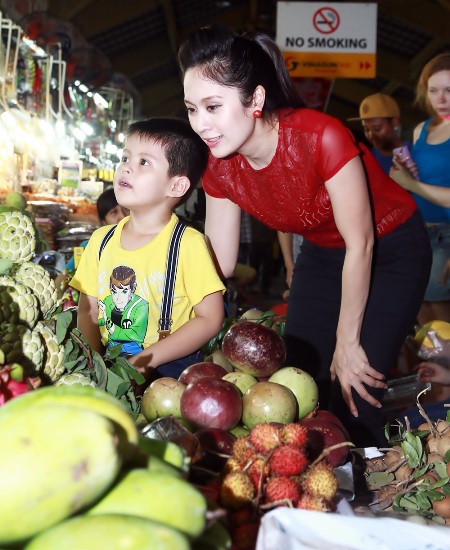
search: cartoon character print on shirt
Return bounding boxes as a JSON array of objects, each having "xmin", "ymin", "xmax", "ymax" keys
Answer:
[{"xmin": 98, "ymin": 265, "xmax": 149, "ymax": 355}]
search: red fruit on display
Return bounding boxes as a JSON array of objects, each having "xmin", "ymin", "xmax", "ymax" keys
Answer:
[
  {"xmin": 265, "ymin": 476, "xmax": 301, "ymax": 506},
  {"xmin": 269, "ymin": 444, "xmax": 309, "ymax": 476},
  {"xmin": 0, "ymin": 365, "xmax": 32, "ymax": 406},
  {"xmin": 221, "ymin": 321, "xmax": 286, "ymax": 377},
  {"xmin": 312, "ymin": 409, "xmax": 350, "ymax": 440},
  {"xmin": 241, "ymin": 382, "xmax": 297, "ymax": 429},
  {"xmin": 180, "ymin": 378, "xmax": 243, "ymax": 430},
  {"xmin": 268, "ymin": 366, "xmax": 318, "ymax": 419},
  {"xmin": 249, "ymin": 422, "xmax": 281, "ymax": 454},
  {"xmin": 195, "ymin": 427, "xmax": 236, "ymax": 471},
  {"xmin": 179, "ymin": 361, "xmax": 228, "ymax": 385},
  {"xmin": 299, "ymin": 416, "xmax": 350, "ymax": 467},
  {"xmin": 280, "ymin": 423, "xmax": 308, "ymax": 449},
  {"xmin": 140, "ymin": 377, "xmax": 186, "ymax": 422}
]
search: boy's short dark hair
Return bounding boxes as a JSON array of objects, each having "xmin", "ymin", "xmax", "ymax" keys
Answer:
[
  {"xmin": 97, "ymin": 187, "xmax": 119, "ymax": 222},
  {"xmin": 125, "ymin": 117, "xmax": 208, "ymax": 205}
]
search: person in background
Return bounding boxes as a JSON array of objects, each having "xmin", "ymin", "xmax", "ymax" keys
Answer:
[
  {"xmin": 391, "ymin": 52, "xmax": 450, "ymax": 326},
  {"xmin": 65, "ymin": 187, "xmax": 128, "ymax": 272},
  {"xmin": 70, "ymin": 117, "xmax": 225, "ymax": 386},
  {"xmin": 179, "ymin": 25, "xmax": 432, "ymax": 447},
  {"xmin": 348, "ymin": 93, "xmax": 412, "ymax": 175}
]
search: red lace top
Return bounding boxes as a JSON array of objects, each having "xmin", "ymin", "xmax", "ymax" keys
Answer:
[{"xmin": 202, "ymin": 109, "xmax": 417, "ymax": 247}]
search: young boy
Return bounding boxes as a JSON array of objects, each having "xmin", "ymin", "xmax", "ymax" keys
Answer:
[{"xmin": 70, "ymin": 118, "xmax": 225, "ymax": 384}]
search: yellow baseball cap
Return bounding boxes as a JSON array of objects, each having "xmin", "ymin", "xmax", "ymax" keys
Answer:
[{"xmin": 348, "ymin": 93, "xmax": 400, "ymax": 121}]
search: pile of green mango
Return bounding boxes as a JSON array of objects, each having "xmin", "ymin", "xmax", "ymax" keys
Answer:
[{"xmin": 0, "ymin": 385, "xmax": 230, "ymax": 549}]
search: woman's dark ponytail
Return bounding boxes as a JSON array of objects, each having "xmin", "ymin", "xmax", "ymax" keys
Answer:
[{"xmin": 179, "ymin": 25, "xmax": 304, "ymax": 114}]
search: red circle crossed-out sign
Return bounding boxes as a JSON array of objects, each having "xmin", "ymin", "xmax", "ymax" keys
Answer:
[{"xmin": 313, "ymin": 7, "xmax": 340, "ymax": 34}]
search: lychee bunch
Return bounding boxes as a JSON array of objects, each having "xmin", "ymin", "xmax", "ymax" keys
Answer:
[{"xmin": 218, "ymin": 422, "xmax": 340, "ymax": 520}]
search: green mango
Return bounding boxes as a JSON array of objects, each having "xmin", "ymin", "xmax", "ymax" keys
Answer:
[
  {"xmin": 88, "ymin": 468, "xmax": 207, "ymax": 538},
  {"xmin": 25, "ymin": 514, "xmax": 189, "ymax": 550},
  {"xmin": 0, "ymin": 404, "xmax": 122, "ymax": 545}
]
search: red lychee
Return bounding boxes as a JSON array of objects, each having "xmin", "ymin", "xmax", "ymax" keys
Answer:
[
  {"xmin": 281, "ymin": 423, "xmax": 308, "ymax": 448},
  {"xmin": 220, "ymin": 471, "xmax": 255, "ymax": 510},
  {"xmin": 265, "ymin": 476, "xmax": 301, "ymax": 506},
  {"xmin": 304, "ymin": 462, "xmax": 339, "ymax": 501},
  {"xmin": 269, "ymin": 444, "xmax": 309, "ymax": 476},
  {"xmin": 223, "ymin": 456, "xmax": 243, "ymax": 474},
  {"xmin": 231, "ymin": 520, "xmax": 260, "ymax": 550},
  {"xmin": 249, "ymin": 422, "xmax": 281, "ymax": 454}
]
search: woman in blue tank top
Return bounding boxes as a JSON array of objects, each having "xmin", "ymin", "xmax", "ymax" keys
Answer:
[{"xmin": 391, "ymin": 52, "xmax": 450, "ymax": 325}]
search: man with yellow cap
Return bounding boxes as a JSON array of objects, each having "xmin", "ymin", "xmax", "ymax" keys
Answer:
[{"xmin": 348, "ymin": 93, "xmax": 412, "ymax": 175}]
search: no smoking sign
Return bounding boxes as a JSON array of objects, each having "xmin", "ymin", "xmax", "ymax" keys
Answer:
[{"xmin": 313, "ymin": 7, "xmax": 340, "ymax": 34}]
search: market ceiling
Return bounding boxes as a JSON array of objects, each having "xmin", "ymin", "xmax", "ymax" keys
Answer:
[{"xmin": 32, "ymin": 0, "xmax": 450, "ymax": 139}]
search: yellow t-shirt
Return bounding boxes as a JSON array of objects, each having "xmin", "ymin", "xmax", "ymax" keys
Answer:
[{"xmin": 70, "ymin": 214, "xmax": 225, "ymax": 353}]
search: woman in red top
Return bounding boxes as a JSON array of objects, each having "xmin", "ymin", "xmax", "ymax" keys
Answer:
[{"xmin": 179, "ymin": 26, "xmax": 431, "ymax": 446}]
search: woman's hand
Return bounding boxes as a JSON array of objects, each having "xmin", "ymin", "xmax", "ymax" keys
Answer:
[
  {"xmin": 389, "ymin": 163, "xmax": 417, "ymax": 191},
  {"xmin": 331, "ymin": 340, "xmax": 387, "ymax": 417}
]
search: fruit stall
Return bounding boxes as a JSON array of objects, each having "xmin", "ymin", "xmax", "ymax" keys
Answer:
[{"xmin": 1, "ymin": 208, "xmax": 450, "ymax": 550}]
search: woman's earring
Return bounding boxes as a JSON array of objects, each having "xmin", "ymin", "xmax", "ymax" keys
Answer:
[{"xmin": 252, "ymin": 109, "xmax": 262, "ymax": 118}]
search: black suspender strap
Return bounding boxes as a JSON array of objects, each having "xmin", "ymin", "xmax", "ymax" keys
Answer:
[
  {"xmin": 158, "ymin": 220, "xmax": 187, "ymax": 340},
  {"xmin": 98, "ymin": 225, "xmax": 117, "ymax": 261}
]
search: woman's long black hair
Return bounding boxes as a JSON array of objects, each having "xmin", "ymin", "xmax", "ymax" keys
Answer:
[{"xmin": 178, "ymin": 25, "xmax": 304, "ymax": 117}]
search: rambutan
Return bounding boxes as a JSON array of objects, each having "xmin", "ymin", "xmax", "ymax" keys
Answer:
[
  {"xmin": 297, "ymin": 492, "xmax": 332, "ymax": 512},
  {"xmin": 220, "ymin": 471, "xmax": 255, "ymax": 510},
  {"xmin": 304, "ymin": 462, "xmax": 339, "ymax": 501},
  {"xmin": 281, "ymin": 423, "xmax": 308, "ymax": 448},
  {"xmin": 232, "ymin": 436, "xmax": 257, "ymax": 467},
  {"xmin": 249, "ymin": 422, "xmax": 281, "ymax": 454},
  {"xmin": 265, "ymin": 476, "xmax": 301, "ymax": 506},
  {"xmin": 269, "ymin": 444, "xmax": 309, "ymax": 476}
]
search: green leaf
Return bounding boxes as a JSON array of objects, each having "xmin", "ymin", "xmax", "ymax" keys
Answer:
[
  {"xmin": 56, "ymin": 311, "xmax": 75, "ymax": 344},
  {"xmin": 412, "ymin": 464, "xmax": 429, "ymax": 479},
  {"xmin": 105, "ymin": 368, "xmax": 126, "ymax": 396},
  {"xmin": 443, "ymin": 449, "xmax": 450, "ymax": 464},
  {"xmin": 115, "ymin": 380, "xmax": 130, "ymax": 398},
  {"xmin": 93, "ymin": 356, "xmax": 108, "ymax": 390},
  {"xmin": 430, "ymin": 476, "xmax": 450, "ymax": 489},
  {"xmin": 105, "ymin": 344, "xmax": 122, "ymax": 360},
  {"xmin": 401, "ymin": 440, "xmax": 421, "ymax": 469},
  {"xmin": 425, "ymin": 489, "xmax": 445, "ymax": 501},
  {"xmin": 366, "ymin": 471, "xmax": 395, "ymax": 489},
  {"xmin": 415, "ymin": 492, "xmax": 431, "ymax": 510},
  {"xmin": 447, "ymin": 410, "xmax": 450, "ymax": 423},
  {"xmin": 398, "ymin": 494, "xmax": 419, "ymax": 510},
  {"xmin": 434, "ymin": 461, "xmax": 448, "ymax": 479},
  {"xmin": 115, "ymin": 358, "xmax": 145, "ymax": 384},
  {"xmin": 441, "ymin": 485, "xmax": 450, "ymax": 496}
]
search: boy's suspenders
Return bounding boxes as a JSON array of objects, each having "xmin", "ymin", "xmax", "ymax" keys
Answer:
[{"xmin": 98, "ymin": 220, "xmax": 187, "ymax": 341}]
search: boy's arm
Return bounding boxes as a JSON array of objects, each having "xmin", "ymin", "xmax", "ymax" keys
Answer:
[
  {"xmin": 416, "ymin": 362, "xmax": 450, "ymax": 386},
  {"xmin": 129, "ymin": 291, "xmax": 224, "ymax": 376},
  {"xmin": 77, "ymin": 293, "xmax": 104, "ymax": 355}
]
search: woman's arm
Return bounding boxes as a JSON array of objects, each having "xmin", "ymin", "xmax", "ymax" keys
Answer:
[
  {"xmin": 277, "ymin": 231, "xmax": 295, "ymax": 287},
  {"xmin": 390, "ymin": 165, "xmax": 450, "ymax": 207},
  {"xmin": 129, "ymin": 291, "xmax": 225, "ymax": 375},
  {"xmin": 204, "ymin": 194, "xmax": 241, "ymax": 278},
  {"xmin": 77, "ymin": 292, "xmax": 104, "ymax": 354},
  {"xmin": 326, "ymin": 156, "xmax": 387, "ymax": 416}
]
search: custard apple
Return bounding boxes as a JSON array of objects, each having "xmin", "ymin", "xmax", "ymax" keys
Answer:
[
  {"xmin": 54, "ymin": 373, "xmax": 97, "ymax": 388},
  {"xmin": 0, "ymin": 323, "xmax": 44, "ymax": 374},
  {"xmin": 35, "ymin": 321, "xmax": 65, "ymax": 382},
  {"xmin": 0, "ymin": 275, "xmax": 40, "ymax": 328},
  {"xmin": 0, "ymin": 210, "xmax": 36, "ymax": 262},
  {"xmin": 8, "ymin": 262, "xmax": 58, "ymax": 319}
]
